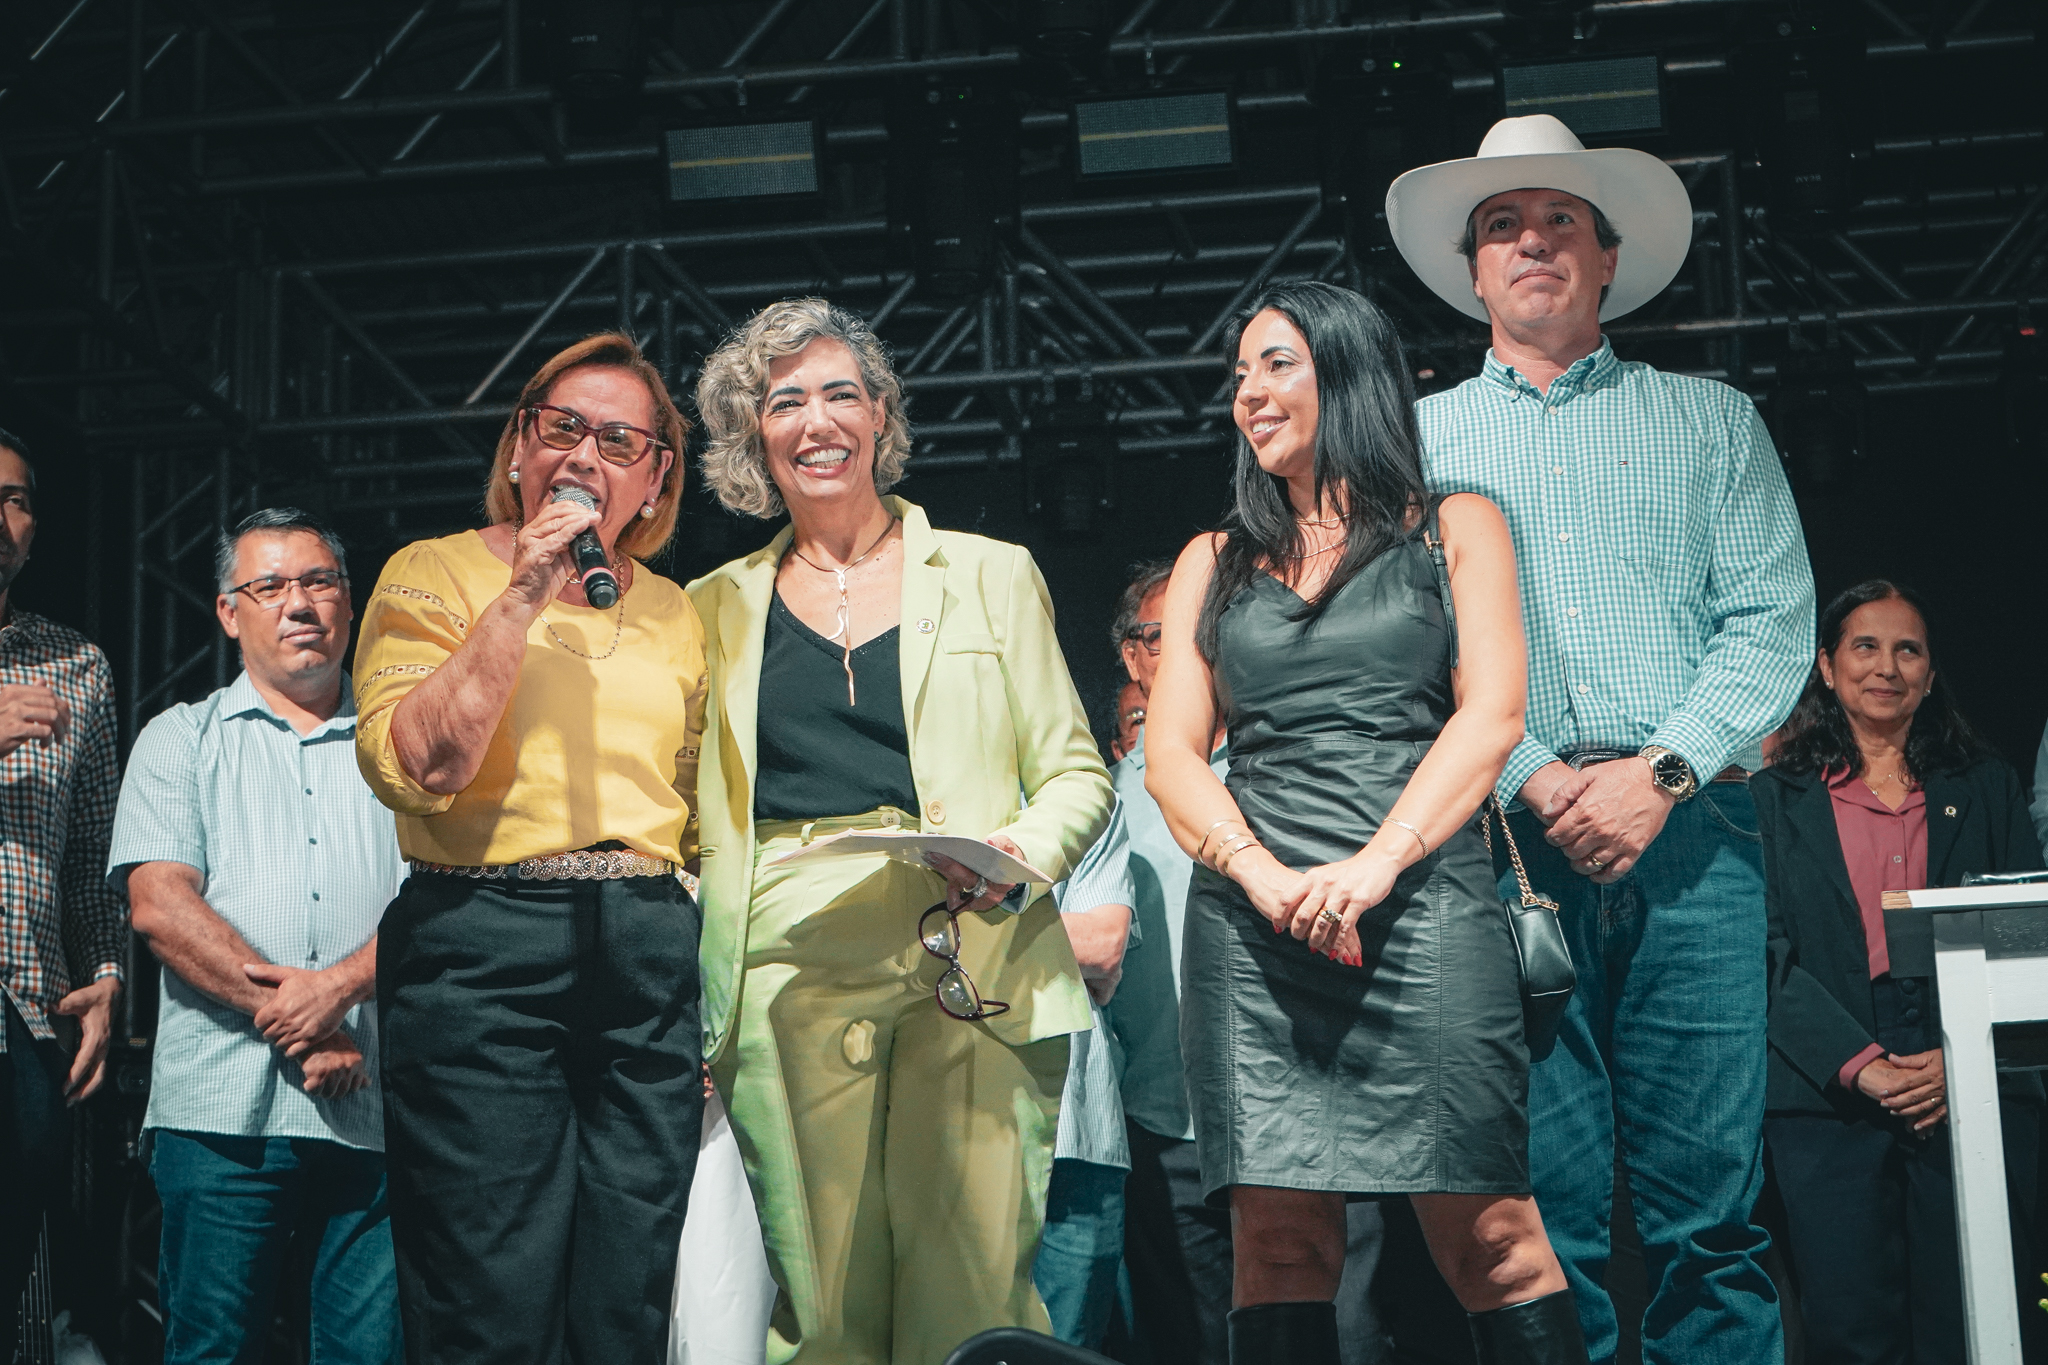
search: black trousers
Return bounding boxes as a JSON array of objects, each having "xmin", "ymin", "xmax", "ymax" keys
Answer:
[
  {"xmin": 1, "ymin": 997, "xmax": 69, "ymax": 1354},
  {"xmin": 378, "ymin": 870, "xmax": 703, "ymax": 1365},
  {"xmin": 1766, "ymin": 975, "xmax": 2042, "ymax": 1365},
  {"xmin": 1123, "ymin": 1120, "xmax": 1235, "ymax": 1364}
]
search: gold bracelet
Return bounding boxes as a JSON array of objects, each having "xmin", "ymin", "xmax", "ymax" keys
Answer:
[
  {"xmin": 1216, "ymin": 834, "xmax": 1261, "ymax": 877},
  {"xmin": 1196, "ymin": 818, "xmax": 1242, "ymax": 860},
  {"xmin": 1386, "ymin": 818, "xmax": 1431, "ymax": 857}
]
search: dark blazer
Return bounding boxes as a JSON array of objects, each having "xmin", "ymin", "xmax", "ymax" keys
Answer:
[{"xmin": 1751, "ymin": 756, "xmax": 2046, "ymax": 1114}]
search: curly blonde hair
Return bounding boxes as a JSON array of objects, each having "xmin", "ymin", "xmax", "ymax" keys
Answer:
[
  {"xmin": 482, "ymin": 332, "xmax": 689, "ymax": 561},
  {"xmin": 695, "ymin": 298, "xmax": 911, "ymax": 519}
]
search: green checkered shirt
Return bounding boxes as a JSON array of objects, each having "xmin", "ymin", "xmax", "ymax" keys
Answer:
[{"xmin": 1417, "ymin": 339, "xmax": 1815, "ymax": 807}]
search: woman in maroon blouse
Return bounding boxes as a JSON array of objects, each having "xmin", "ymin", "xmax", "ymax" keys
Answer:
[{"xmin": 1752, "ymin": 579, "xmax": 2043, "ymax": 1363}]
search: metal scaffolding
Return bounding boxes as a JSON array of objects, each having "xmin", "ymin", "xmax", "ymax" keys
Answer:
[{"xmin": 2, "ymin": 0, "xmax": 2044, "ymax": 709}]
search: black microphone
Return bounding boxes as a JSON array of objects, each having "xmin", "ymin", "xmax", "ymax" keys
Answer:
[{"xmin": 548, "ymin": 485, "xmax": 620, "ymax": 609}]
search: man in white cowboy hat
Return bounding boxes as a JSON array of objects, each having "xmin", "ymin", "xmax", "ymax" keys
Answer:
[{"xmin": 1389, "ymin": 115, "xmax": 1815, "ymax": 1364}]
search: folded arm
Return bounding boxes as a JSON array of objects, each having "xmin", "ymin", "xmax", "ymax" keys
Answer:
[{"xmin": 126, "ymin": 862, "xmax": 367, "ymax": 1098}]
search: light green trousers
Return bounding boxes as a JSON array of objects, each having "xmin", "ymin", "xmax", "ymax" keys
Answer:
[{"xmin": 716, "ymin": 810, "xmax": 1068, "ymax": 1365}]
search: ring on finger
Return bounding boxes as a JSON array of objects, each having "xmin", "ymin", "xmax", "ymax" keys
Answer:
[
  {"xmin": 1587, "ymin": 857, "xmax": 1604, "ymax": 872},
  {"xmin": 1316, "ymin": 906, "xmax": 1342, "ymax": 928},
  {"xmin": 968, "ymin": 874, "xmax": 990, "ymax": 901}
]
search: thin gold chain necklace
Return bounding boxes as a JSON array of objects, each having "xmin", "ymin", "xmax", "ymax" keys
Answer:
[
  {"xmin": 539, "ymin": 561, "xmax": 630, "ymax": 660},
  {"xmin": 787, "ymin": 516, "xmax": 898, "ymax": 705},
  {"xmin": 541, "ymin": 596, "xmax": 626, "ymax": 659}
]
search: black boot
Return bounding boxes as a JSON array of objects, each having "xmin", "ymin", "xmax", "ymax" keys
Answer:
[
  {"xmin": 1467, "ymin": 1290, "xmax": 1592, "ymax": 1364},
  {"xmin": 1226, "ymin": 1300, "xmax": 1340, "ymax": 1365}
]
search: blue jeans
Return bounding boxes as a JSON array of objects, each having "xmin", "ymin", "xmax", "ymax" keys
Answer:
[
  {"xmin": 1034, "ymin": 1158, "xmax": 1128, "ymax": 1350},
  {"xmin": 151, "ymin": 1130, "xmax": 402, "ymax": 1365},
  {"xmin": 1505, "ymin": 783, "xmax": 1783, "ymax": 1365}
]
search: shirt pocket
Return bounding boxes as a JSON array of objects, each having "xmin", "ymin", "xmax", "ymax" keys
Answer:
[
  {"xmin": 1592, "ymin": 443, "xmax": 1703, "ymax": 575},
  {"xmin": 941, "ymin": 632, "xmax": 1001, "ymax": 656}
]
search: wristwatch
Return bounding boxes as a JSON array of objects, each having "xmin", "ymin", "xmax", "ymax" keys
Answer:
[{"xmin": 1639, "ymin": 745, "xmax": 1698, "ymax": 802}]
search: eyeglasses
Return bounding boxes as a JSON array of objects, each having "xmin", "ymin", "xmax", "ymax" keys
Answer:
[
  {"xmin": 523, "ymin": 404, "xmax": 668, "ymax": 468},
  {"xmin": 227, "ymin": 569, "xmax": 348, "ymax": 608},
  {"xmin": 1122, "ymin": 621, "xmax": 1162, "ymax": 656},
  {"xmin": 919, "ymin": 903, "xmax": 1010, "ymax": 1021}
]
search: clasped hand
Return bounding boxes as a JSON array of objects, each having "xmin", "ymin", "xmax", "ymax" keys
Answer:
[
  {"xmin": 1855, "ymin": 1049, "xmax": 1947, "ymax": 1132},
  {"xmin": 242, "ymin": 962, "xmax": 366, "ymax": 1098},
  {"xmin": 1231, "ymin": 846, "xmax": 1394, "ymax": 967},
  {"xmin": 1523, "ymin": 759, "xmax": 1675, "ymax": 884}
]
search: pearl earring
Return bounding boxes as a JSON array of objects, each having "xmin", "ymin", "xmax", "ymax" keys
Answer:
[
  {"xmin": 640, "ymin": 503, "xmax": 656, "ymax": 519},
  {"xmin": 508, "ymin": 466, "xmax": 520, "ymax": 483}
]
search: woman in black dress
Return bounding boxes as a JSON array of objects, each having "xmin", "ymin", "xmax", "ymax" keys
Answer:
[{"xmin": 1146, "ymin": 282, "xmax": 1585, "ymax": 1365}]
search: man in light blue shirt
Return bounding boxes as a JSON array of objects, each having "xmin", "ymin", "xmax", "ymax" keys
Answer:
[
  {"xmin": 1035, "ymin": 801, "xmax": 1137, "ymax": 1351},
  {"xmin": 110, "ymin": 509, "xmax": 405, "ymax": 1365},
  {"xmin": 1393, "ymin": 117, "xmax": 1813, "ymax": 1362}
]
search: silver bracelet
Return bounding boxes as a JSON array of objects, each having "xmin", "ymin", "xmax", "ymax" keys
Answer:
[{"xmin": 1386, "ymin": 818, "xmax": 1431, "ymax": 857}]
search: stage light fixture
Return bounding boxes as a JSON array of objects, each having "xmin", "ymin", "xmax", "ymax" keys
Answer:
[
  {"xmin": 551, "ymin": 0, "xmax": 645, "ymax": 105},
  {"xmin": 1737, "ymin": 9, "xmax": 1867, "ymax": 237},
  {"xmin": 1771, "ymin": 348, "xmax": 1866, "ymax": 489},
  {"xmin": 1021, "ymin": 0, "xmax": 1112, "ymax": 58},
  {"xmin": 887, "ymin": 85, "xmax": 1020, "ymax": 299},
  {"xmin": 664, "ymin": 122, "xmax": 821, "ymax": 203},
  {"xmin": 1025, "ymin": 400, "xmax": 1114, "ymax": 540},
  {"xmin": 1072, "ymin": 92, "xmax": 1233, "ymax": 179},
  {"xmin": 1315, "ymin": 52, "xmax": 1453, "ymax": 256},
  {"xmin": 1499, "ymin": 55, "xmax": 1663, "ymax": 137}
]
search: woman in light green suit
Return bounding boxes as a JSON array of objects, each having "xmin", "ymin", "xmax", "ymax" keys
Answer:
[{"xmin": 687, "ymin": 298, "xmax": 1112, "ymax": 1365}]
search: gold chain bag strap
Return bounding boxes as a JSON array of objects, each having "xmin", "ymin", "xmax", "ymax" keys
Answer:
[
  {"xmin": 1481, "ymin": 798, "xmax": 1577, "ymax": 1059},
  {"xmin": 1421, "ymin": 500, "xmax": 1576, "ymax": 1059}
]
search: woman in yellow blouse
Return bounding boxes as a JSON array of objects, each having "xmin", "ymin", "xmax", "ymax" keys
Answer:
[
  {"xmin": 688, "ymin": 298, "xmax": 1112, "ymax": 1363},
  {"xmin": 352, "ymin": 332, "xmax": 706, "ymax": 1365}
]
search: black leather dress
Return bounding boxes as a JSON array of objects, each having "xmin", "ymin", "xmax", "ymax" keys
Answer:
[{"xmin": 1180, "ymin": 522, "xmax": 1530, "ymax": 1201}]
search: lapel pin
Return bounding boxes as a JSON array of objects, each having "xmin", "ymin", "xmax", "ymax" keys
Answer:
[
  {"xmin": 917, "ymin": 619, "xmax": 935, "ymax": 633},
  {"xmin": 1944, "ymin": 805, "xmax": 1957, "ymax": 817}
]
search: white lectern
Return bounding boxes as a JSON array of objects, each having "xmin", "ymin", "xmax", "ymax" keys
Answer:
[{"xmin": 1884, "ymin": 882, "xmax": 2048, "ymax": 1365}]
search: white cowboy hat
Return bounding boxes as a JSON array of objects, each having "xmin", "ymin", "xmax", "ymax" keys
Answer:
[{"xmin": 1384, "ymin": 114, "xmax": 1693, "ymax": 323}]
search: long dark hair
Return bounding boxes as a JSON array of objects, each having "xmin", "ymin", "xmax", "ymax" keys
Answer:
[
  {"xmin": 1774, "ymin": 579, "xmax": 1992, "ymax": 779},
  {"xmin": 1196, "ymin": 281, "xmax": 1428, "ymax": 659}
]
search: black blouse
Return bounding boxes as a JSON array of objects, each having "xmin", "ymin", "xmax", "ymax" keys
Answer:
[{"xmin": 753, "ymin": 592, "xmax": 918, "ymax": 822}]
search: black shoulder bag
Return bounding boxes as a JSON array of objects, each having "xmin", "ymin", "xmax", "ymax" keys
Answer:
[{"xmin": 1421, "ymin": 505, "xmax": 1578, "ymax": 1060}]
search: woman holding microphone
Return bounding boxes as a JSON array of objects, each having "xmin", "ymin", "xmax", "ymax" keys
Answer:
[
  {"xmin": 353, "ymin": 332, "xmax": 707, "ymax": 1364},
  {"xmin": 688, "ymin": 297, "xmax": 1111, "ymax": 1363}
]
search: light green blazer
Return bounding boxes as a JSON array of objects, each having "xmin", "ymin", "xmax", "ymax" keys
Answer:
[{"xmin": 686, "ymin": 497, "xmax": 1112, "ymax": 1060}]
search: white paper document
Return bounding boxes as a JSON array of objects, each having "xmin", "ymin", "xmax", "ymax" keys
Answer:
[{"xmin": 762, "ymin": 829, "xmax": 1054, "ymax": 885}]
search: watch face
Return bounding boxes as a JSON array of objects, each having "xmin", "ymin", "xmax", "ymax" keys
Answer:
[{"xmin": 1652, "ymin": 752, "xmax": 1689, "ymax": 789}]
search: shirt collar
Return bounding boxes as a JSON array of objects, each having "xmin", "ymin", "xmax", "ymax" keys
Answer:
[
  {"xmin": 1481, "ymin": 337, "xmax": 1619, "ymax": 402},
  {"xmin": 222, "ymin": 669, "xmax": 359, "ymax": 739},
  {"xmin": 0, "ymin": 607, "xmax": 49, "ymax": 650}
]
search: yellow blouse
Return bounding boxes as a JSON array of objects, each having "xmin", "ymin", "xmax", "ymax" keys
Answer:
[{"xmin": 353, "ymin": 530, "xmax": 706, "ymax": 867}]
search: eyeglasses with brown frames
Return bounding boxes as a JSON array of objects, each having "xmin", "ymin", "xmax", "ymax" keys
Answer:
[
  {"xmin": 522, "ymin": 404, "xmax": 669, "ymax": 468},
  {"xmin": 918, "ymin": 903, "xmax": 1010, "ymax": 1021}
]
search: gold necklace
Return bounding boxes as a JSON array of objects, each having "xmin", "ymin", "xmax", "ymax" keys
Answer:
[
  {"xmin": 787, "ymin": 516, "xmax": 898, "ymax": 705},
  {"xmin": 1297, "ymin": 514, "xmax": 1344, "ymax": 528},
  {"xmin": 540, "ymin": 595, "xmax": 626, "ymax": 660}
]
